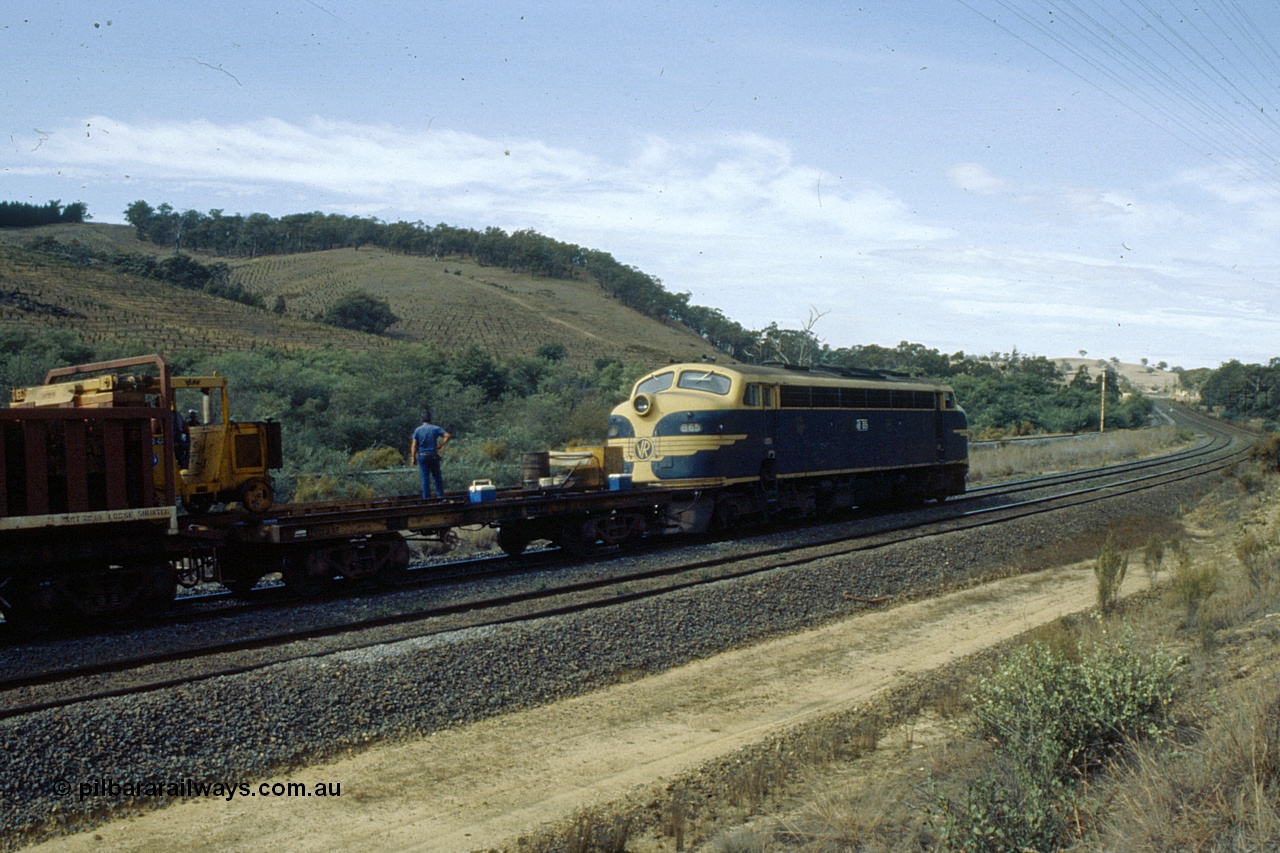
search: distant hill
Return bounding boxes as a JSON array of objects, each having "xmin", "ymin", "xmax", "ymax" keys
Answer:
[
  {"xmin": 0, "ymin": 223, "xmax": 725, "ymax": 367},
  {"xmin": 1052, "ymin": 357, "xmax": 1181, "ymax": 395}
]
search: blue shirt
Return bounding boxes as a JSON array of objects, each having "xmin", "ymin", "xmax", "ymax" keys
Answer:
[{"xmin": 413, "ymin": 423, "xmax": 447, "ymax": 457}]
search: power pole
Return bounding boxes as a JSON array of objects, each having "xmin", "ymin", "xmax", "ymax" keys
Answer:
[{"xmin": 1100, "ymin": 370, "xmax": 1107, "ymax": 433}]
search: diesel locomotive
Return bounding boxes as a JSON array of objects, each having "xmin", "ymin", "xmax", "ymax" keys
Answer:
[{"xmin": 606, "ymin": 362, "xmax": 968, "ymax": 532}]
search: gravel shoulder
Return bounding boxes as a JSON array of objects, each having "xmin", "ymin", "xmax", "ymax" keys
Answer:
[{"xmin": 29, "ymin": 557, "xmax": 1138, "ymax": 853}]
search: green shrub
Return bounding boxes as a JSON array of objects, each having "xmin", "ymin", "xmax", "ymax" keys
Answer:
[
  {"xmin": 1248, "ymin": 434, "xmax": 1280, "ymax": 472},
  {"xmin": 1094, "ymin": 535, "xmax": 1129, "ymax": 613},
  {"xmin": 322, "ymin": 290, "xmax": 399, "ymax": 334},
  {"xmin": 291, "ymin": 474, "xmax": 375, "ymax": 502},
  {"xmin": 347, "ymin": 446, "xmax": 404, "ymax": 470},
  {"xmin": 970, "ymin": 637, "xmax": 1177, "ymax": 773},
  {"xmin": 935, "ymin": 750, "xmax": 1067, "ymax": 853},
  {"xmin": 939, "ymin": 637, "xmax": 1179, "ymax": 851}
]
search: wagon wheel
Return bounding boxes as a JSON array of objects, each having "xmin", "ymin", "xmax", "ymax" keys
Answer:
[
  {"xmin": 239, "ymin": 478, "xmax": 275, "ymax": 514},
  {"xmin": 282, "ymin": 548, "xmax": 337, "ymax": 597},
  {"xmin": 130, "ymin": 562, "xmax": 176, "ymax": 619},
  {"xmin": 496, "ymin": 524, "xmax": 532, "ymax": 558},
  {"xmin": 371, "ymin": 535, "xmax": 412, "ymax": 587},
  {"xmin": 219, "ymin": 550, "xmax": 280, "ymax": 598},
  {"xmin": 554, "ymin": 517, "xmax": 594, "ymax": 558},
  {"xmin": 223, "ymin": 574, "xmax": 263, "ymax": 598},
  {"xmin": 0, "ymin": 575, "xmax": 43, "ymax": 636}
]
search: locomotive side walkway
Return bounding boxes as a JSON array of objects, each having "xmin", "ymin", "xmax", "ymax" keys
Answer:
[{"xmin": 28, "ymin": 557, "xmax": 1146, "ymax": 853}]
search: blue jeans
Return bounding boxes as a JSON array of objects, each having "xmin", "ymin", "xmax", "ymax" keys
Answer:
[{"xmin": 418, "ymin": 454, "xmax": 444, "ymax": 498}]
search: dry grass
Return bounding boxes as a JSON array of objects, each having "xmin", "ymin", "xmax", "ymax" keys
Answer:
[
  {"xmin": 967, "ymin": 425, "xmax": 1193, "ymax": 484},
  {"xmin": 514, "ymin": 457, "xmax": 1280, "ymax": 853},
  {"xmin": 0, "ymin": 241, "xmax": 381, "ymax": 358},
  {"xmin": 1096, "ymin": 675, "xmax": 1280, "ymax": 851},
  {"xmin": 1053, "ymin": 357, "xmax": 1182, "ymax": 395},
  {"xmin": 743, "ymin": 462, "xmax": 1280, "ymax": 853},
  {"xmin": 225, "ymin": 248, "xmax": 721, "ymax": 367},
  {"xmin": 0, "ymin": 224, "xmax": 724, "ymax": 368}
]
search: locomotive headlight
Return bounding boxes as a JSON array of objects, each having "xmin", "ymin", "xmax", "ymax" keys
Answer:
[
  {"xmin": 678, "ymin": 422, "xmax": 703, "ymax": 433},
  {"xmin": 633, "ymin": 394, "xmax": 653, "ymax": 416}
]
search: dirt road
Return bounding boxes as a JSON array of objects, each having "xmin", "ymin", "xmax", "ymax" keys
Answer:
[{"xmin": 29, "ymin": 560, "xmax": 1128, "ymax": 853}]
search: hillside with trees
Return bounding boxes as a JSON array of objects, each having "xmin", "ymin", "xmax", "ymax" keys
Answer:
[
  {"xmin": 0, "ymin": 222, "xmax": 726, "ymax": 368},
  {"xmin": 1181, "ymin": 359, "xmax": 1280, "ymax": 429},
  {"xmin": 120, "ymin": 201, "xmax": 762, "ymax": 359}
]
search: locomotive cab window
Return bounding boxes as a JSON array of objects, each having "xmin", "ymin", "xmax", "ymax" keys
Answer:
[
  {"xmin": 743, "ymin": 384, "xmax": 774, "ymax": 407},
  {"xmin": 943, "ymin": 391, "xmax": 956, "ymax": 410},
  {"xmin": 677, "ymin": 370, "xmax": 731, "ymax": 395},
  {"xmin": 636, "ymin": 372, "xmax": 674, "ymax": 396}
]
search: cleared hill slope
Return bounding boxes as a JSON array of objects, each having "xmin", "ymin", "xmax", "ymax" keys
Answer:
[{"xmin": 0, "ymin": 223, "xmax": 725, "ymax": 367}]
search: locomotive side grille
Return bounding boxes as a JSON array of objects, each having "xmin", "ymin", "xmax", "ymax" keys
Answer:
[{"xmin": 778, "ymin": 384, "xmax": 939, "ymax": 410}]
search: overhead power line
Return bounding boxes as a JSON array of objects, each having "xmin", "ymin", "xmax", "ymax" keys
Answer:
[{"xmin": 959, "ymin": 0, "xmax": 1280, "ymax": 199}]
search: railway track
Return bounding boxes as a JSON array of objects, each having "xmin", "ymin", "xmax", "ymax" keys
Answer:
[
  {"xmin": 0, "ymin": 406, "xmax": 1250, "ymax": 720},
  {"xmin": 5, "ymin": 407, "xmax": 1232, "ymax": 634},
  {"xmin": 0, "ymin": 411, "xmax": 1229, "ymax": 640}
]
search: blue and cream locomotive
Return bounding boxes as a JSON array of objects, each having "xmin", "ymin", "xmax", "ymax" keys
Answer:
[{"xmin": 607, "ymin": 362, "xmax": 968, "ymax": 532}]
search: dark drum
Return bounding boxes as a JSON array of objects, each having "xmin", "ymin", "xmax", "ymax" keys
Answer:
[{"xmin": 521, "ymin": 451, "xmax": 550, "ymax": 490}]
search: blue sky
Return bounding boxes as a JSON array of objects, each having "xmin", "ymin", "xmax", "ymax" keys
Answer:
[{"xmin": 6, "ymin": 1, "xmax": 1280, "ymax": 368}]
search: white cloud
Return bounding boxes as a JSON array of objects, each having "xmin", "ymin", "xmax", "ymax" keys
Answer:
[
  {"xmin": 947, "ymin": 162, "xmax": 1008, "ymax": 195},
  {"xmin": 7, "ymin": 115, "xmax": 1280, "ymax": 366},
  {"xmin": 13, "ymin": 117, "xmax": 951, "ymax": 250}
]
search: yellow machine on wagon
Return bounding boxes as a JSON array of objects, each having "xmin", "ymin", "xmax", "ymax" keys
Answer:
[
  {"xmin": 11, "ymin": 355, "xmax": 282, "ymax": 514},
  {"xmin": 169, "ymin": 374, "xmax": 282, "ymax": 514}
]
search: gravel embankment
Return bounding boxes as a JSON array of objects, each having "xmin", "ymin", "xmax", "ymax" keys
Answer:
[{"xmin": 0, "ymin": 475, "xmax": 1210, "ymax": 850}]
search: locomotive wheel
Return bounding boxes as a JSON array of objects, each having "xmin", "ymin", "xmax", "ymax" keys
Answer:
[
  {"xmin": 593, "ymin": 513, "xmax": 644, "ymax": 547},
  {"xmin": 239, "ymin": 478, "xmax": 275, "ymax": 514},
  {"xmin": 714, "ymin": 493, "xmax": 751, "ymax": 530}
]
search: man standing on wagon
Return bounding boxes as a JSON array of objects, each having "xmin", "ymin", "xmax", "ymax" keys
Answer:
[{"xmin": 410, "ymin": 411, "xmax": 452, "ymax": 499}]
